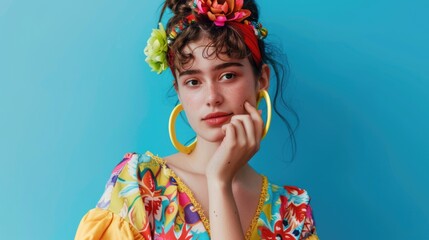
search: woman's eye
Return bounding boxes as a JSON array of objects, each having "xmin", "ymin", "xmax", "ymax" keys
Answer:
[
  {"xmin": 221, "ymin": 73, "xmax": 235, "ymax": 80},
  {"xmin": 185, "ymin": 79, "xmax": 199, "ymax": 86}
]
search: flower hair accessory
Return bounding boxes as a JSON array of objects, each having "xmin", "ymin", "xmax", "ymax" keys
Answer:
[
  {"xmin": 243, "ymin": 20, "xmax": 268, "ymax": 40},
  {"xmin": 194, "ymin": 0, "xmax": 251, "ymax": 27},
  {"xmin": 167, "ymin": 14, "xmax": 197, "ymax": 44},
  {"xmin": 144, "ymin": 0, "xmax": 269, "ymax": 74},
  {"xmin": 144, "ymin": 23, "xmax": 168, "ymax": 74},
  {"xmin": 167, "ymin": 0, "xmax": 268, "ymax": 43}
]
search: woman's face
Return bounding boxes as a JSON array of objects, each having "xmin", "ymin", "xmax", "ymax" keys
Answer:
[{"xmin": 175, "ymin": 37, "xmax": 269, "ymax": 143}]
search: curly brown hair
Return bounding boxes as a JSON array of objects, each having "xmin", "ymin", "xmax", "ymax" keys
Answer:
[{"xmin": 160, "ymin": 0, "xmax": 263, "ymax": 76}]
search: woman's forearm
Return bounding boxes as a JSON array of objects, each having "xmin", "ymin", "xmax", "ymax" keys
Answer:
[{"xmin": 207, "ymin": 180, "xmax": 244, "ymax": 240}]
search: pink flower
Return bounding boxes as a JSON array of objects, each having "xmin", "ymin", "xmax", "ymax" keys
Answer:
[{"xmin": 195, "ymin": 0, "xmax": 251, "ymax": 26}]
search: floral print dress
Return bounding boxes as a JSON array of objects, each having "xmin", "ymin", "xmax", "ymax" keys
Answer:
[{"xmin": 75, "ymin": 152, "xmax": 319, "ymax": 240}]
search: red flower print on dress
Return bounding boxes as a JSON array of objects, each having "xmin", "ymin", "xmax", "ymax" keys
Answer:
[
  {"xmin": 139, "ymin": 170, "xmax": 168, "ymax": 228},
  {"xmin": 259, "ymin": 220, "xmax": 296, "ymax": 240},
  {"xmin": 155, "ymin": 224, "xmax": 192, "ymax": 240},
  {"xmin": 280, "ymin": 195, "xmax": 308, "ymax": 228}
]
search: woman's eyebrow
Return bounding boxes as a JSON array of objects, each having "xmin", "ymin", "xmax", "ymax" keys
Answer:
[
  {"xmin": 178, "ymin": 69, "xmax": 201, "ymax": 77},
  {"xmin": 178, "ymin": 62, "xmax": 243, "ymax": 77},
  {"xmin": 213, "ymin": 62, "xmax": 244, "ymax": 71}
]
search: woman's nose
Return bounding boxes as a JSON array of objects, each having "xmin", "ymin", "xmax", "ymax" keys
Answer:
[{"xmin": 206, "ymin": 83, "xmax": 223, "ymax": 107}]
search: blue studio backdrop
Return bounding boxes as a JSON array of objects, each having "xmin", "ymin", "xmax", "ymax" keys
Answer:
[{"xmin": 0, "ymin": 0, "xmax": 428, "ymax": 239}]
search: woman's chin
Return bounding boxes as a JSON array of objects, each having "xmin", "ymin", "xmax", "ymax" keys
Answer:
[{"xmin": 197, "ymin": 130, "xmax": 226, "ymax": 144}]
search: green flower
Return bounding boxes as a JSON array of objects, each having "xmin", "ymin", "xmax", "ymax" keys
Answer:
[{"xmin": 144, "ymin": 23, "xmax": 168, "ymax": 74}]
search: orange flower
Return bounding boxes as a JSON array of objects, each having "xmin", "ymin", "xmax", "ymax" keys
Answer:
[{"xmin": 194, "ymin": 0, "xmax": 251, "ymax": 26}]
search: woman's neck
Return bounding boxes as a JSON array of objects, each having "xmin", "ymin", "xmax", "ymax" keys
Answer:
[
  {"xmin": 185, "ymin": 138, "xmax": 220, "ymax": 174},
  {"xmin": 181, "ymin": 138, "xmax": 253, "ymax": 185}
]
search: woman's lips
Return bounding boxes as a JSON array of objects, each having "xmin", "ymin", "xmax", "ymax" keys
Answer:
[{"xmin": 202, "ymin": 112, "xmax": 233, "ymax": 126}]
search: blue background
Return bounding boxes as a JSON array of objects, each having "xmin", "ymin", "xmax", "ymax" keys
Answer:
[{"xmin": 1, "ymin": 0, "xmax": 428, "ymax": 239}]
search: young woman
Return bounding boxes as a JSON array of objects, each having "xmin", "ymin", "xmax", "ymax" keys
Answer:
[{"xmin": 75, "ymin": 0, "xmax": 318, "ymax": 239}]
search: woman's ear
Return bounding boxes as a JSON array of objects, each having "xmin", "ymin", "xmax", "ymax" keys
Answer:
[{"xmin": 258, "ymin": 64, "xmax": 270, "ymax": 91}]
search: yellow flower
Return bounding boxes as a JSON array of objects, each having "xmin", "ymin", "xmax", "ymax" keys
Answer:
[{"xmin": 144, "ymin": 23, "xmax": 168, "ymax": 74}]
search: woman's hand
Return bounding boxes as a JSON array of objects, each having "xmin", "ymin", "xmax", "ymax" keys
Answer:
[
  {"xmin": 205, "ymin": 101, "xmax": 263, "ymax": 239},
  {"xmin": 205, "ymin": 101, "xmax": 264, "ymax": 184}
]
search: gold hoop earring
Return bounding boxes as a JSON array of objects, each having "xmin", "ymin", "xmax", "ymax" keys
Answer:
[
  {"xmin": 257, "ymin": 89, "xmax": 272, "ymax": 139},
  {"xmin": 168, "ymin": 104, "xmax": 197, "ymax": 154}
]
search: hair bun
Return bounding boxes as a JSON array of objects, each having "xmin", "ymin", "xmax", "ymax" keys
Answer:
[{"xmin": 166, "ymin": 0, "xmax": 193, "ymax": 15}]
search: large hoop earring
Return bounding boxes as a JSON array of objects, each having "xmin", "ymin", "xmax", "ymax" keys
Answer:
[
  {"xmin": 168, "ymin": 104, "xmax": 197, "ymax": 154},
  {"xmin": 257, "ymin": 89, "xmax": 272, "ymax": 139}
]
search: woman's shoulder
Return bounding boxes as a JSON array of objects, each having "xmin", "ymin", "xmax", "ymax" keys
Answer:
[
  {"xmin": 108, "ymin": 151, "xmax": 166, "ymax": 176},
  {"xmin": 95, "ymin": 151, "xmax": 166, "ymax": 210}
]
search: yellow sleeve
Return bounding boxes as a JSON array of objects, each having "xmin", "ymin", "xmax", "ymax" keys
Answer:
[
  {"xmin": 75, "ymin": 208, "xmax": 145, "ymax": 240},
  {"xmin": 75, "ymin": 153, "xmax": 153, "ymax": 239}
]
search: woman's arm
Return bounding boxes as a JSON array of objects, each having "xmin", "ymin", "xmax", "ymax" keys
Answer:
[
  {"xmin": 206, "ymin": 102, "xmax": 263, "ymax": 239},
  {"xmin": 207, "ymin": 179, "xmax": 244, "ymax": 239}
]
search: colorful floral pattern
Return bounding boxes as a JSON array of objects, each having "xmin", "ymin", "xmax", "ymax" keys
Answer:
[{"xmin": 93, "ymin": 152, "xmax": 318, "ymax": 239}]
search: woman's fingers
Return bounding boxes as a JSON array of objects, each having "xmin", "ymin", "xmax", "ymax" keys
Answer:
[
  {"xmin": 244, "ymin": 101, "xmax": 264, "ymax": 141},
  {"xmin": 208, "ymin": 101, "xmax": 262, "ymax": 180},
  {"xmin": 222, "ymin": 122, "xmax": 236, "ymax": 143},
  {"xmin": 219, "ymin": 101, "xmax": 262, "ymax": 155},
  {"xmin": 227, "ymin": 100, "xmax": 264, "ymax": 150},
  {"xmin": 230, "ymin": 114, "xmax": 256, "ymax": 149},
  {"xmin": 233, "ymin": 116, "xmax": 251, "ymax": 146}
]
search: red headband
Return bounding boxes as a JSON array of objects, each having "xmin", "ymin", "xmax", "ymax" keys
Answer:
[{"xmin": 228, "ymin": 21, "xmax": 262, "ymax": 65}]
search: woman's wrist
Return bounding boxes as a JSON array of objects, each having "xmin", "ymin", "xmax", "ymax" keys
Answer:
[{"xmin": 206, "ymin": 174, "xmax": 233, "ymax": 189}]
